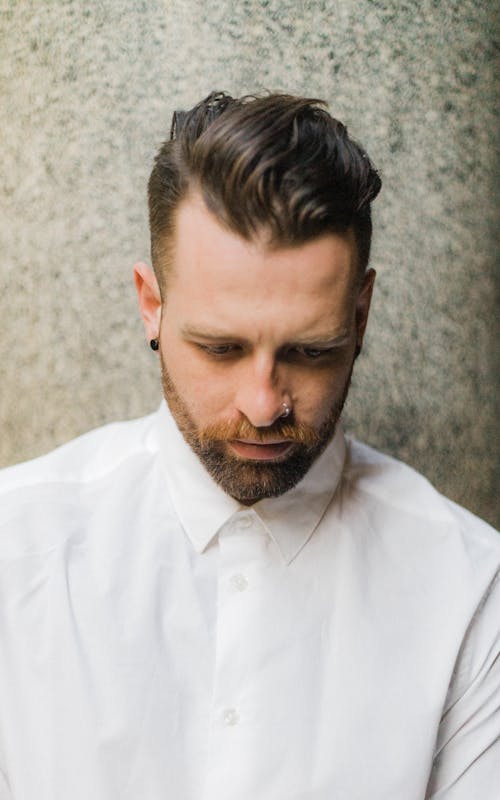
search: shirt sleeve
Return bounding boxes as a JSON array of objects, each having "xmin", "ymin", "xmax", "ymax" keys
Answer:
[
  {"xmin": 425, "ymin": 569, "xmax": 500, "ymax": 799},
  {"xmin": 0, "ymin": 769, "xmax": 11, "ymax": 800}
]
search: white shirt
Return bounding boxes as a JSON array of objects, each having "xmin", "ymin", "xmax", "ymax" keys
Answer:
[{"xmin": 0, "ymin": 402, "xmax": 498, "ymax": 800}]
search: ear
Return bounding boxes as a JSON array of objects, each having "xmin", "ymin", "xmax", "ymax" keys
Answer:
[
  {"xmin": 133, "ymin": 261, "xmax": 162, "ymax": 342},
  {"xmin": 355, "ymin": 268, "xmax": 376, "ymax": 354}
]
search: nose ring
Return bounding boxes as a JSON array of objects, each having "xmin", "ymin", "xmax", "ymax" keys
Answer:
[{"xmin": 280, "ymin": 402, "xmax": 292, "ymax": 419}]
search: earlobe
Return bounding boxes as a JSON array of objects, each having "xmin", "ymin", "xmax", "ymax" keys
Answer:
[
  {"xmin": 355, "ymin": 268, "xmax": 376, "ymax": 353},
  {"xmin": 133, "ymin": 262, "xmax": 162, "ymax": 341}
]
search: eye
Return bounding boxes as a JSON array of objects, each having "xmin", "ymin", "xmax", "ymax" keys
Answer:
[
  {"xmin": 198, "ymin": 343, "xmax": 239, "ymax": 357},
  {"xmin": 300, "ymin": 347, "xmax": 326, "ymax": 359},
  {"xmin": 293, "ymin": 346, "xmax": 333, "ymax": 360}
]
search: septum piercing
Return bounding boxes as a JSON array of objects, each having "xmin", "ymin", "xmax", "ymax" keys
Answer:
[{"xmin": 280, "ymin": 402, "xmax": 291, "ymax": 419}]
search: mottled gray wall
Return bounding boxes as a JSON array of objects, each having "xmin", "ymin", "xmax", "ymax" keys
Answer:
[{"xmin": 1, "ymin": 1, "xmax": 498, "ymax": 527}]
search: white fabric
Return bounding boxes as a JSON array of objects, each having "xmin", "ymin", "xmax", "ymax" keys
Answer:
[{"xmin": 0, "ymin": 401, "xmax": 498, "ymax": 800}]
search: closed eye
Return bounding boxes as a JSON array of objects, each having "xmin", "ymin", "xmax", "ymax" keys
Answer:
[
  {"xmin": 289, "ymin": 346, "xmax": 337, "ymax": 361},
  {"xmin": 197, "ymin": 343, "xmax": 240, "ymax": 357}
]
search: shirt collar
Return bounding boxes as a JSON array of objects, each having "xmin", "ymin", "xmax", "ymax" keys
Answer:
[{"xmin": 153, "ymin": 401, "xmax": 346, "ymax": 565}]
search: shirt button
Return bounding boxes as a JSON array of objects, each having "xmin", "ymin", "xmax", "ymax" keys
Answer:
[
  {"xmin": 222, "ymin": 708, "xmax": 240, "ymax": 726},
  {"xmin": 230, "ymin": 573, "xmax": 249, "ymax": 592},
  {"xmin": 237, "ymin": 515, "xmax": 252, "ymax": 529}
]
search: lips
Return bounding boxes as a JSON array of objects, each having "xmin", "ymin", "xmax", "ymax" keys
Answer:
[{"xmin": 228, "ymin": 439, "xmax": 295, "ymax": 461}]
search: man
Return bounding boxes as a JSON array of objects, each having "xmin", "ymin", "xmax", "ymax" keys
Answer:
[{"xmin": 0, "ymin": 92, "xmax": 498, "ymax": 800}]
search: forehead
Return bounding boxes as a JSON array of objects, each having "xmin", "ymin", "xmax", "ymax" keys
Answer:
[{"xmin": 164, "ymin": 192, "xmax": 359, "ymax": 336}]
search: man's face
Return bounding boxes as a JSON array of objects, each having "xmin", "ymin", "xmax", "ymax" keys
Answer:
[{"xmin": 137, "ymin": 192, "xmax": 374, "ymax": 504}]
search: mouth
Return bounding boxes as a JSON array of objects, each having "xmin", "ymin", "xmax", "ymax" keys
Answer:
[{"xmin": 227, "ymin": 439, "xmax": 295, "ymax": 461}]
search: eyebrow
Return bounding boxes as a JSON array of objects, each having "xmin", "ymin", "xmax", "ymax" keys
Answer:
[
  {"xmin": 292, "ymin": 331, "xmax": 351, "ymax": 347},
  {"xmin": 180, "ymin": 325, "xmax": 351, "ymax": 347}
]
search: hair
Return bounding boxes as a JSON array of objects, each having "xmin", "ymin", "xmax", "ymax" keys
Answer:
[{"xmin": 148, "ymin": 91, "xmax": 381, "ymax": 289}]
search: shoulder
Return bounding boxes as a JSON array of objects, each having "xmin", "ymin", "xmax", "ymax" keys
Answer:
[
  {"xmin": 0, "ymin": 411, "xmax": 159, "ymax": 493},
  {"xmin": 0, "ymin": 410, "xmax": 160, "ymax": 557},
  {"xmin": 339, "ymin": 437, "xmax": 499, "ymax": 670},
  {"xmin": 342, "ymin": 435, "xmax": 499, "ymax": 567}
]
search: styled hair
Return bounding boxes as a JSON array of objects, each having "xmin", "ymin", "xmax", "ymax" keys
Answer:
[{"xmin": 148, "ymin": 91, "xmax": 381, "ymax": 287}]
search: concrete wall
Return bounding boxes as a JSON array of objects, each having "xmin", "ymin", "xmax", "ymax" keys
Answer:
[{"xmin": 1, "ymin": 1, "xmax": 498, "ymax": 527}]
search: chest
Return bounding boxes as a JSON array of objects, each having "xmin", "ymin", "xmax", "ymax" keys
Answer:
[{"xmin": 1, "ymin": 523, "xmax": 451, "ymax": 800}]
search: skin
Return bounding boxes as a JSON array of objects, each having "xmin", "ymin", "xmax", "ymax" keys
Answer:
[{"xmin": 135, "ymin": 191, "xmax": 375, "ymax": 503}]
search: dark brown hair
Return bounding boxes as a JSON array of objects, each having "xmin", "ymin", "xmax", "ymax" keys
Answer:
[{"xmin": 148, "ymin": 91, "xmax": 381, "ymax": 287}]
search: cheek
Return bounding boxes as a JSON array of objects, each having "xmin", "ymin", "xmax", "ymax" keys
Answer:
[
  {"xmin": 192, "ymin": 381, "xmax": 230, "ymax": 416},
  {"xmin": 293, "ymin": 364, "xmax": 353, "ymax": 423},
  {"xmin": 162, "ymin": 343, "xmax": 233, "ymax": 418}
]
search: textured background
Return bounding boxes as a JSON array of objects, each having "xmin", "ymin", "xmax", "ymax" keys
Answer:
[{"xmin": 1, "ymin": 0, "xmax": 498, "ymax": 527}]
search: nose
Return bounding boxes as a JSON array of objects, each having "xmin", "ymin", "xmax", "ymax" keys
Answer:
[{"xmin": 234, "ymin": 354, "xmax": 289, "ymax": 428}]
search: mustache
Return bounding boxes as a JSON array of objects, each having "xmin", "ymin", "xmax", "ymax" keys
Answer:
[{"xmin": 198, "ymin": 418, "xmax": 320, "ymax": 447}]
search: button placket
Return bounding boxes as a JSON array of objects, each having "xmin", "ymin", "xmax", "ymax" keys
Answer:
[
  {"xmin": 221, "ymin": 707, "xmax": 240, "ymax": 727},
  {"xmin": 204, "ymin": 509, "xmax": 274, "ymax": 796},
  {"xmin": 204, "ymin": 514, "xmax": 279, "ymax": 794},
  {"xmin": 230, "ymin": 573, "xmax": 249, "ymax": 592},
  {"xmin": 235, "ymin": 513, "xmax": 253, "ymax": 531}
]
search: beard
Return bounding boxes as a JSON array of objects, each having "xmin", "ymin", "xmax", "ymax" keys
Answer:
[{"xmin": 161, "ymin": 357, "xmax": 353, "ymax": 504}]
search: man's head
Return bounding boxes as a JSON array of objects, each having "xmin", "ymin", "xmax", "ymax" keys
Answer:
[
  {"xmin": 135, "ymin": 91, "xmax": 381, "ymax": 504},
  {"xmin": 147, "ymin": 91, "xmax": 381, "ymax": 292}
]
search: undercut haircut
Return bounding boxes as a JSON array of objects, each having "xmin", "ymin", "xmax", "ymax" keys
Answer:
[{"xmin": 148, "ymin": 91, "xmax": 381, "ymax": 289}]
